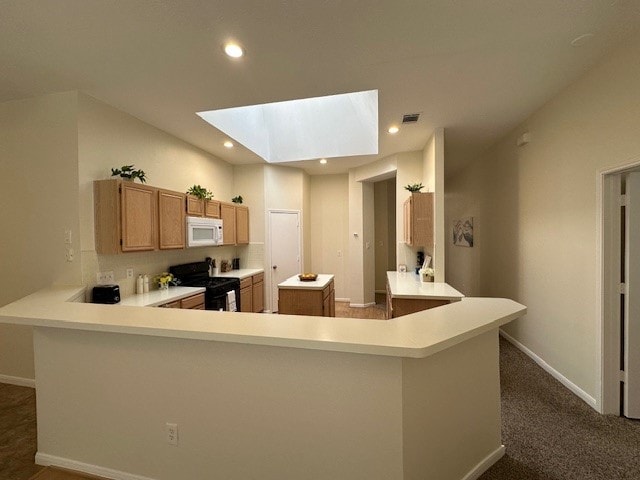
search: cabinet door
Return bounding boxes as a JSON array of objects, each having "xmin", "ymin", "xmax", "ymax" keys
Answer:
[
  {"xmin": 220, "ymin": 203, "xmax": 236, "ymax": 245},
  {"xmin": 240, "ymin": 286, "xmax": 253, "ymax": 312},
  {"xmin": 329, "ymin": 288, "xmax": 335, "ymax": 317},
  {"xmin": 158, "ymin": 190, "xmax": 186, "ymax": 250},
  {"xmin": 252, "ymin": 280, "xmax": 264, "ymax": 313},
  {"xmin": 181, "ymin": 293, "xmax": 205, "ymax": 310},
  {"xmin": 204, "ymin": 200, "xmax": 221, "ymax": 219},
  {"xmin": 186, "ymin": 195, "xmax": 204, "ymax": 216},
  {"xmin": 412, "ymin": 192, "xmax": 434, "ymax": 248},
  {"xmin": 121, "ymin": 183, "xmax": 157, "ymax": 252},
  {"xmin": 236, "ymin": 206, "xmax": 249, "ymax": 245}
]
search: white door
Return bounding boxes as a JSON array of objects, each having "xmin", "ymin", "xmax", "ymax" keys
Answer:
[
  {"xmin": 624, "ymin": 172, "xmax": 640, "ymax": 418},
  {"xmin": 269, "ymin": 211, "xmax": 301, "ymax": 313}
]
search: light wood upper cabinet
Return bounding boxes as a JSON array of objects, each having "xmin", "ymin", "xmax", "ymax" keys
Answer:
[
  {"xmin": 204, "ymin": 200, "xmax": 221, "ymax": 219},
  {"xmin": 158, "ymin": 189, "xmax": 186, "ymax": 250},
  {"xmin": 220, "ymin": 202, "xmax": 236, "ymax": 245},
  {"xmin": 120, "ymin": 182, "xmax": 157, "ymax": 252},
  {"xmin": 403, "ymin": 192, "xmax": 434, "ymax": 248},
  {"xmin": 236, "ymin": 206, "xmax": 249, "ymax": 245},
  {"xmin": 186, "ymin": 195, "xmax": 204, "ymax": 216},
  {"xmin": 95, "ymin": 180, "xmax": 157, "ymax": 254}
]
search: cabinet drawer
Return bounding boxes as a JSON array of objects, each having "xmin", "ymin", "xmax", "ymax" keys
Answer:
[
  {"xmin": 240, "ymin": 277, "xmax": 253, "ymax": 289},
  {"xmin": 161, "ymin": 300, "xmax": 181, "ymax": 309},
  {"xmin": 252, "ymin": 272, "xmax": 264, "ymax": 284},
  {"xmin": 181, "ymin": 293, "xmax": 205, "ymax": 309}
]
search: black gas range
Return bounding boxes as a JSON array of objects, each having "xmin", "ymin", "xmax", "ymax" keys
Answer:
[{"xmin": 169, "ymin": 261, "xmax": 241, "ymax": 311}]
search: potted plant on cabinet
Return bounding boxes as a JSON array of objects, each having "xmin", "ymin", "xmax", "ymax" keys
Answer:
[
  {"xmin": 404, "ymin": 182, "xmax": 424, "ymax": 193},
  {"xmin": 110, "ymin": 165, "xmax": 147, "ymax": 183},
  {"xmin": 186, "ymin": 185, "xmax": 213, "ymax": 200}
]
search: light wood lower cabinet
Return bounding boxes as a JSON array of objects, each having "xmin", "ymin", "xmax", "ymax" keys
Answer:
[
  {"xmin": 239, "ymin": 273, "xmax": 264, "ymax": 313},
  {"xmin": 159, "ymin": 293, "xmax": 205, "ymax": 310},
  {"xmin": 278, "ymin": 279, "xmax": 335, "ymax": 317},
  {"xmin": 385, "ymin": 279, "xmax": 448, "ymax": 319}
]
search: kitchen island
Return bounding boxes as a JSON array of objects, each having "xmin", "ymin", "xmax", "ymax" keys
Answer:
[
  {"xmin": 0, "ymin": 286, "xmax": 525, "ymax": 480},
  {"xmin": 386, "ymin": 271, "xmax": 465, "ymax": 318},
  {"xmin": 278, "ymin": 273, "xmax": 335, "ymax": 317}
]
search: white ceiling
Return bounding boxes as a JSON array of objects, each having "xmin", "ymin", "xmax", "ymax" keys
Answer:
[{"xmin": 1, "ymin": 1, "xmax": 639, "ymax": 177}]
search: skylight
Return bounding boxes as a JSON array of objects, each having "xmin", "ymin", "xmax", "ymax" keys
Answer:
[{"xmin": 197, "ymin": 90, "xmax": 378, "ymax": 163}]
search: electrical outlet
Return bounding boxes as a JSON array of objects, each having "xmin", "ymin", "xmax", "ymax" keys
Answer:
[
  {"xmin": 65, "ymin": 248, "xmax": 74, "ymax": 262},
  {"xmin": 96, "ymin": 271, "xmax": 115, "ymax": 285},
  {"xmin": 126, "ymin": 268, "xmax": 134, "ymax": 279},
  {"xmin": 64, "ymin": 229, "xmax": 72, "ymax": 245},
  {"xmin": 166, "ymin": 423, "xmax": 178, "ymax": 446},
  {"xmin": 337, "ymin": 250, "xmax": 342, "ymax": 257}
]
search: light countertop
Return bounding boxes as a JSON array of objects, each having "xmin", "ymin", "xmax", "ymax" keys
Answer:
[
  {"xmin": 387, "ymin": 272, "xmax": 465, "ymax": 301},
  {"xmin": 278, "ymin": 274, "xmax": 334, "ymax": 290},
  {"xmin": 118, "ymin": 286, "xmax": 206, "ymax": 308},
  {"xmin": 214, "ymin": 268, "xmax": 263, "ymax": 280},
  {"xmin": 0, "ymin": 284, "xmax": 524, "ymax": 359}
]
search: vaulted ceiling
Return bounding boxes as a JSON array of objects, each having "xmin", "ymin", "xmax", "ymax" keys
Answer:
[{"xmin": 1, "ymin": 1, "xmax": 639, "ymax": 176}]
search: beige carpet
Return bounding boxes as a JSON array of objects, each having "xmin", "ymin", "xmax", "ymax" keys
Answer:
[{"xmin": 480, "ymin": 337, "xmax": 640, "ymax": 479}]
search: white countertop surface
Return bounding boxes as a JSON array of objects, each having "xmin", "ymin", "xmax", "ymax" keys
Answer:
[
  {"xmin": 0, "ymin": 284, "xmax": 524, "ymax": 359},
  {"xmin": 118, "ymin": 286, "xmax": 206, "ymax": 308},
  {"xmin": 387, "ymin": 272, "xmax": 465, "ymax": 300},
  {"xmin": 214, "ymin": 268, "xmax": 264, "ymax": 280},
  {"xmin": 278, "ymin": 274, "xmax": 334, "ymax": 290}
]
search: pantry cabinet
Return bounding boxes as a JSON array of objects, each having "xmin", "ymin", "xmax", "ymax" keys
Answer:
[{"xmin": 403, "ymin": 192, "xmax": 434, "ymax": 247}]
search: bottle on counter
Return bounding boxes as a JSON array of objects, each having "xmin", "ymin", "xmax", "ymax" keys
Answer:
[
  {"xmin": 212, "ymin": 259, "xmax": 219, "ymax": 276},
  {"xmin": 136, "ymin": 275, "xmax": 144, "ymax": 294},
  {"xmin": 143, "ymin": 274, "xmax": 149, "ymax": 293}
]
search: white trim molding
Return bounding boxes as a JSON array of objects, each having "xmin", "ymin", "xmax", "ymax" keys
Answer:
[
  {"xmin": 500, "ymin": 330, "xmax": 597, "ymax": 409},
  {"xmin": 461, "ymin": 445, "xmax": 505, "ymax": 480},
  {"xmin": 0, "ymin": 374, "xmax": 35, "ymax": 388},
  {"xmin": 36, "ymin": 453, "xmax": 156, "ymax": 480}
]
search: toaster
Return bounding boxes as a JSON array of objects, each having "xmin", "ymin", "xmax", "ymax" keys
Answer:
[{"xmin": 92, "ymin": 284, "xmax": 121, "ymax": 304}]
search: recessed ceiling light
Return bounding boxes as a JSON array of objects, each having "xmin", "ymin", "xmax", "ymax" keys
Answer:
[
  {"xmin": 319, "ymin": 158, "xmax": 327, "ymax": 164},
  {"xmin": 224, "ymin": 140, "xmax": 234, "ymax": 148},
  {"xmin": 224, "ymin": 42, "xmax": 244, "ymax": 58},
  {"xmin": 388, "ymin": 126, "xmax": 399, "ymax": 134}
]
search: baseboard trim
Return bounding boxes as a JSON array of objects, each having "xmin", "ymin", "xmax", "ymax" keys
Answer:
[
  {"xmin": 0, "ymin": 374, "xmax": 35, "ymax": 388},
  {"xmin": 36, "ymin": 453, "xmax": 156, "ymax": 480},
  {"xmin": 335, "ymin": 297, "xmax": 350, "ymax": 303},
  {"xmin": 461, "ymin": 445, "xmax": 505, "ymax": 480},
  {"xmin": 499, "ymin": 330, "xmax": 597, "ymax": 409},
  {"xmin": 349, "ymin": 302, "xmax": 376, "ymax": 308}
]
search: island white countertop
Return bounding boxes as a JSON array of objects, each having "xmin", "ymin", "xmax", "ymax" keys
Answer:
[
  {"xmin": 214, "ymin": 268, "xmax": 264, "ymax": 280},
  {"xmin": 387, "ymin": 272, "xmax": 465, "ymax": 301},
  {"xmin": 0, "ymin": 284, "xmax": 525, "ymax": 359},
  {"xmin": 278, "ymin": 274, "xmax": 334, "ymax": 290},
  {"xmin": 118, "ymin": 286, "xmax": 206, "ymax": 308}
]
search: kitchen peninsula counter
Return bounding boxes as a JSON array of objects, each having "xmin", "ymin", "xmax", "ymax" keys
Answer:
[
  {"xmin": 0, "ymin": 286, "xmax": 525, "ymax": 480},
  {"xmin": 386, "ymin": 271, "xmax": 464, "ymax": 318}
]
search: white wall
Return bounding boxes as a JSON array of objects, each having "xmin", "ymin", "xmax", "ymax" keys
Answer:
[
  {"xmin": 0, "ymin": 92, "xmax": 82, "ymax": 381},
  {"xmin": 445, "ymin": 32, "xmax": 640, "ymax": 406},
  {"xmin": 233, "ymin": 164, "xmax": 266, "ymax": 269},
  {"xmin": 309, "ymin": 175, "xmax": 349, "ymax": 300},
  {"xmin": 374, "ymin": 179, "xmax": 396, "ymax": 293}
]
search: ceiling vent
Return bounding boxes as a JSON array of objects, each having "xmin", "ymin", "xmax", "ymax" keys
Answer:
[{"xmin": 402, "ymin": 113, "xmax": 421, "ymax": 124}]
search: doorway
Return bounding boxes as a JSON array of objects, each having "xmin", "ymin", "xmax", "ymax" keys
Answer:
[
  {"xmin": 601, "ymin": 165, "xmax": 640, "ymax": 418},
  {"xmin": 268, "ymin": 210, "xmax": 301, "ymax": 313},
  {"xmin": 374, "ymin": 178, "xmax": 396, "ymax": 304}
]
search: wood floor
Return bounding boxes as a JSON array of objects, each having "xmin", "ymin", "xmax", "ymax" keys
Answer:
[{"xmin": 334, "ymin": 300, "xmax": 386, "ymax": 320}]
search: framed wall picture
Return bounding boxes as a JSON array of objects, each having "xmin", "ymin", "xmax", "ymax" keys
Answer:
[{"xmin": 453, "ymin": 217, "xmax": 473, "ymax": 247}]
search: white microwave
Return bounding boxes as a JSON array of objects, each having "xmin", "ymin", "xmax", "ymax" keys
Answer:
[{"xmin": 186, "ymin": 216, "xmax": 223, "ymax": 247}]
